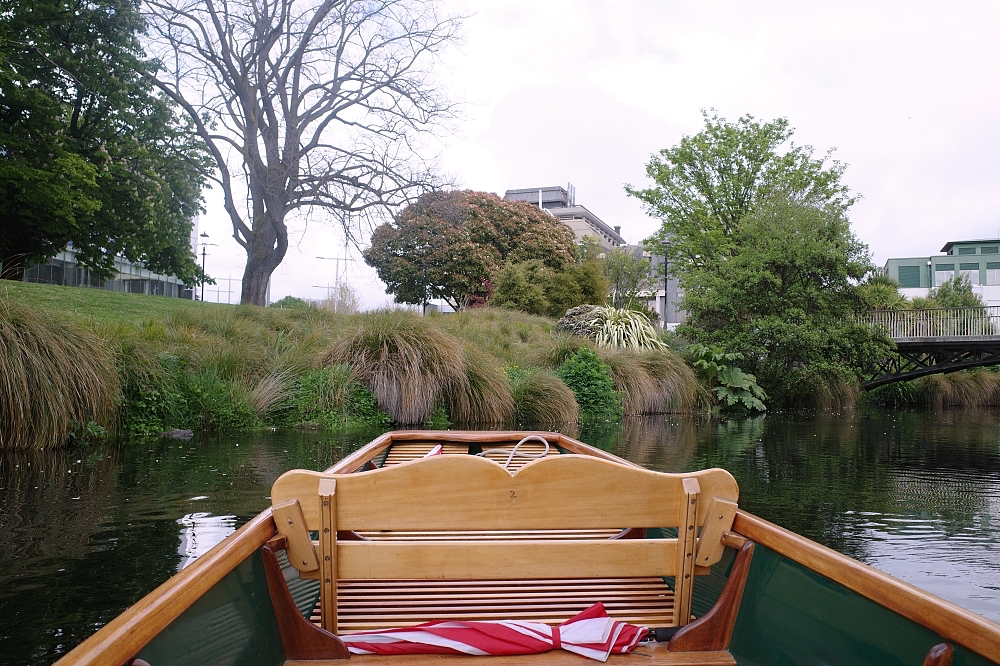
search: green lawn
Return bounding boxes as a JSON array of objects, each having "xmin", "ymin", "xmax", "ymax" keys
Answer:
[{"xmin": 2, "ymin": 280, "xmax": 231, "ymax": 324}]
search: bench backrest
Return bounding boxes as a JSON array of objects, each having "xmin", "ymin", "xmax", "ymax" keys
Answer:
[{"xmin": 270, "ymin": 454, "xmax": 739, "ymax": 630}]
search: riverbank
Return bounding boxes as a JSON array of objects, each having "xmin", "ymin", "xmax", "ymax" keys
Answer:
[{"xmin": 0, "ymin": 282, "xmax": 696, "ymax": 449}]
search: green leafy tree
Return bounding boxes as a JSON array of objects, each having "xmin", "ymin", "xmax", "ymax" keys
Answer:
[
  {"xmin": 859, "ymin": 273, "xmax": 909, "ymax": 310},
  {"xmin": 0, "ymin": 0, "xmax": 210, "ymax": 282},
  {"xmin": 626, "ymin": 110, "xmax": 853, "ymax": 278},
  {"xmin": 365, "ymin": 191, "xmax": 576, "ymax": 310},
  {"xmin": 603, "ymin": 246, "xmax": 654, "ymax": 309},
  {"xmin": 679, "ymin": 196, "xmax": 893, "ymax": 406},
  {"xmin": 927, "ymin": 274, "xmax": 984, "ymax": 308},
  {"xmin": 491, "ymin": 261, "xmax": 550, "ymax": 316}
]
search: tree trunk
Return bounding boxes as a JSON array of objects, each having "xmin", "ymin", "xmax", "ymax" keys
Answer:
[{"xmin": 240, "ymin": 215, "xmax": 287, "ymax": 306}]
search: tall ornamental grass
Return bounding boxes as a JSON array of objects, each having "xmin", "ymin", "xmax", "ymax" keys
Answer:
[
  {"xmin": 326, "ymin": 310, "xmax": 464, "ymax": 423},
  {"xmin": 0, "ymin": 298, "xmax": 118, "ymax": 449},
  {"xmin": 507, "ymin": 368, "xmax": 579, "ymax": 425}
]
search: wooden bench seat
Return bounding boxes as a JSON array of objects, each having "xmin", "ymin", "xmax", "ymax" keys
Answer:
[{"xmin": 267, "ymin": 453, "xmax": 747, "ymax": 663}]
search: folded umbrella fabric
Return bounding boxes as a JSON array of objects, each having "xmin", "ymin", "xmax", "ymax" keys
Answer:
[{"xmin": 340, "ymin": 602, "xmax": 647, "ymax": 662}]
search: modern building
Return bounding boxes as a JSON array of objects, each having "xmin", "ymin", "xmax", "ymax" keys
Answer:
[
  {"xmin": 502, "ymin": 184, "xmax": 686, "ymax": 326},
  {"xmin": 884, "ymin": 239, "xmax": 1000, "ymax": 305},
  {"xmin": 20, "ymin": 247, "xmax": 196, "ymax": 299},
  {"xmin": 502, "ymin": 185, "xmax": 626, "ymax": 250}
]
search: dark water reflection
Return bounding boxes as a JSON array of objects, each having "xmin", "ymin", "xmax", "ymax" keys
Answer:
[{"xmin": 1, "ymin": 413, "xmax": 998, "ymax": 664}]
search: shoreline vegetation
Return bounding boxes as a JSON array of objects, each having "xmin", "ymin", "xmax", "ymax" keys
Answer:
[
  {"xmin": 1, "ymin": 282, "xmax": 697, "ymax": 450},
  {"xmin": 5, "ymin": 281, "xmax": 1000, "ymax": 451}
]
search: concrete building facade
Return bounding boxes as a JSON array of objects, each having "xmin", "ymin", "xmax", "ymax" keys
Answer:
[
  {"xmin": 884, "ymin": 238, "xmax": 1000, "ymax": 305},
  {"xmin": 502, "ymin": 186, "xmax": 626, "ymax": 250}
]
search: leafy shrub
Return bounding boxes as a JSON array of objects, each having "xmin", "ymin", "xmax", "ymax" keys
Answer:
[
  {"xmin": 595, "ymin": 307, "xmax": 666, "ymax": 351},
  {"xmin": 556, "ymin": 347, "xmax": 622, "ymax": 421},
  {"xmin": 283, "ymin": 365, "xmax": 390, "ymax": 429},
  {"xmin": 688, "ymin": 344, "xmax": 766, "ymax": 412},
  {"xmin": 270, "ymin": 295, "xmax": 312, "ymax": 310}
]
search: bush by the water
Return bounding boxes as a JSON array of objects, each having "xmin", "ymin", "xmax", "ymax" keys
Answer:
[
  {"xmin": 556, "ymin": 347, "xmax": 623, "ymax": 421},
  {"xmin": 506, "ymin": 367, "xmax": 579, "ymax": 426}
]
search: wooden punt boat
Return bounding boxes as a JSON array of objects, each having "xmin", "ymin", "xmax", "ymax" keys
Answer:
[{"xmin": 54, "ymin": 431, "xmax": 1000, "ymax": 666}]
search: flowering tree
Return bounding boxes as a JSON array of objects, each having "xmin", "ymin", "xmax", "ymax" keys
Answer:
[{"xmin": 364, "ymin": 191, "xmax": 576, "ymax": 310}]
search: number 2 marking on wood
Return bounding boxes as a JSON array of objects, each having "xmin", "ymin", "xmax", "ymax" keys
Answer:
[{"xmin": 510, "ymin": 491, "xmax": 517, "ymax": 499}]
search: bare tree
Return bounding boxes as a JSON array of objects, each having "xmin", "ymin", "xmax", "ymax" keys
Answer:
[{"xmin": 144, "ymin": 0, "xmax": 459, "ymax": 304}]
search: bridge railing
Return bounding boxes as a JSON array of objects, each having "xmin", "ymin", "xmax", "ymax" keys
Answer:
[{"xmin": 862, "ymin": 307, "xmax": 1000, "ymax": 338}]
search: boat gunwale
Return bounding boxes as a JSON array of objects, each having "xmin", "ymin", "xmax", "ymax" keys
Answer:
[{"xmin": 53, "ymin": 429, "xmax": 1000, "ymax": 665}]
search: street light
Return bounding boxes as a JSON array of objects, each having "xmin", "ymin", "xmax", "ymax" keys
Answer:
[{"xmin": 199, "ymin": 232, "xmax": 217, "ymax": 302}]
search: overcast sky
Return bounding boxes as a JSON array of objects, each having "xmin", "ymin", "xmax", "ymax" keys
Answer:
[{"xmin": 194, "ymin": 1, "xmax": 1000, "ymax": 307}]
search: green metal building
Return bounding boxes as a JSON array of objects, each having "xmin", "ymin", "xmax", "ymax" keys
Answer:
[{"xmin": 884, "ymin": 240, "xmax": 1000, "ymax": 301}]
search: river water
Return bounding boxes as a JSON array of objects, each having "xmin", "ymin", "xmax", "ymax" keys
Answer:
[{"xmin": 1, "ymin": 411, "xmax": 998, "ymax": 665}]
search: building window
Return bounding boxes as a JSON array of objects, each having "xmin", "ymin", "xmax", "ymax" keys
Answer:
[
  {"xmin": 983, "ymin": 247, "xmax": 999, "ymax": 254},
  {"xmin": 897, "ymin": 266, "xmax": 921, "ymax": 288},
  {"xmin": 959, "ymin": 262, "xmax": 981, "ymax": 285},
  {"xmin": 987, "ymin": 262, "xmax": 1000, "ymax": 285},
  {"xmin": 958, "ymin": 247, "xmax": 977, "ymax": 255},
  {"xmin": 934, "ymin": 264, "xmax": 954, "ymax": 286}
]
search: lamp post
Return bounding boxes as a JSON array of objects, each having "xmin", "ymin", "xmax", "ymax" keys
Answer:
[{"xmin": 199, "ymin": 232, "xmax": 218, "ymax": 302}]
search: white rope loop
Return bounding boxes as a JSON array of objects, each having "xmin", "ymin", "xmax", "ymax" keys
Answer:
[{"xmin": 476, "ymin": 435, "xmax": 551, "ymax": 470}]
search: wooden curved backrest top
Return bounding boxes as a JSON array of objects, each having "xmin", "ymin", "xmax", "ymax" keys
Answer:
[{"xmin": 271, "ymin": 454, "xmax": 738, "ymax": 532}]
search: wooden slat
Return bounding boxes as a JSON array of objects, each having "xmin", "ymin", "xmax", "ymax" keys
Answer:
[
  {"xmin": 355, "ymin": 529, "xmax": 625, "ymax": 541},
  {"xmin": 382, "ymin": 443, "xmax": 469, "ymax": 466},
  {"xmin": 273, "ymin": 455, "xmax": 738, "ymax": 532},
  {"xmin": 673, "ymin": 477, "xmax": 699, "ymax": 626},
  {"xmin": 732, "ymin": 511, "xmax": 1000, "ymax": 664},
  {"xmin": 318, "ymin": 479, "xmax": 338, "ymax": 634},
  {"xmin": 299, "ymin": 539, "xmax": 677, "ymax": 581}
]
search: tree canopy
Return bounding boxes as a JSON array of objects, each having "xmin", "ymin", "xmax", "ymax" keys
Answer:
[
  {"xmin": 364, "ymin": 191, "xmax": 577, "ymax": 310},
  {"xmin": 0, "ymin": 0, "xmax": 209, "ymax": 282},
  {"xmin": 626, "ymin": 110, "xmax": 854, "ymax": 279},
  {"xmin": 679, "ymin": 196, "xmax": 893, "ymax": 407},
  {"xmin": 144, "ymin": 0, "xmax": 459, "ymax": 305}
]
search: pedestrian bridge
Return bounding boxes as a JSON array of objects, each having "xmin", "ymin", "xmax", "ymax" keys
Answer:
[{"xmin": 861, "ymin": 307, "xmax": 1000, "ymax": 389}]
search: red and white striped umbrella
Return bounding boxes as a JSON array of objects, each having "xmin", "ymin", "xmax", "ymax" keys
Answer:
[{"xmin": 340, "ymin": 603, "xmax": 647, "ymax": 662}]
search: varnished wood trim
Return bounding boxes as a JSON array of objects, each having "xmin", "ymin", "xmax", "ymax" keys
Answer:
[
  {"xmin": 53, "ymin": 509, "xmax": 277, "ymax": 666},
  {"xmin": 923, "ymin": 643, "xmax": 954, "ymax": 666},
  {"xmin": 384, "ymin": 430, "xmax": 562, "ymax": 444},
  {"xmin": 732, "ymin": 511, "xmax": 1000, "ymax": 663},
  {"xmin": 323, "ymin": 431, "xmax": 394, "ymax": 473},
  {"xmin": 668, "ymin": 540, "xmax": 754, "ymax": 652},
  {"xmin": 262, "ymin": 543, "xmax": 349, "ymax": 660}
]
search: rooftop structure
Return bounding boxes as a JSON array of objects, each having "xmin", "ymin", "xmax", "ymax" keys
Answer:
[{"xmin": 502, "ymin": 185, "xmax": 626, "ymax": 250}]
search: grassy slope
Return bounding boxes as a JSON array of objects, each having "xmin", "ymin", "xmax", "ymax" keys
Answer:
[{"xmin": 3, "ymin": 283, "xmax": 699, "ymax": 448}]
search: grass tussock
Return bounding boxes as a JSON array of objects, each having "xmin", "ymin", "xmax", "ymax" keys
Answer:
[
  {"xmin": 447, "ymin": 346, "xmax": 515, "ymax": 425},
  {"xmin": 866, "ymin": 370, "xmax": 1000, "ymax": 409},
  {"xmin": 0, "ymin": 297, "xmax": 118, "ymax": 449},
  {"xmin": 325, "ymin": 310, "xmax": 467, "ymax": 424},
  {"xmin": 598, "ymin": 348, "xmax": 698, "ymax": 415},
  {"xmin": 508, "ymin": 369, "xmax": 579, "ymax": 425}
]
